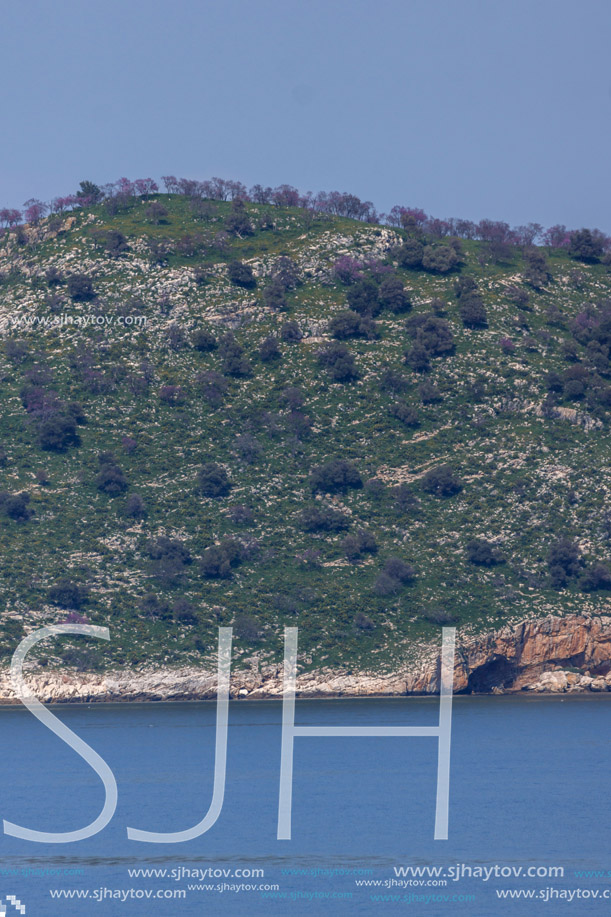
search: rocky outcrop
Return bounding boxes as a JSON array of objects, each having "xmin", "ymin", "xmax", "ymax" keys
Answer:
[
  {"xmin": 1, "ymin": 613, "xmax": 611, "ymax": 703},
  {"xmin": 443, "ymin": 613, "xmax": 611, "ymax": 694},
  {"xmin": 525, "ymin": 669, "xmax": 611, "ymax": 693}
]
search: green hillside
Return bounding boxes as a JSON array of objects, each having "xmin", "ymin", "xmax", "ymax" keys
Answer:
[{"xmin": 1, "ymin": 193, "xmax": 610, "ymax": 675}]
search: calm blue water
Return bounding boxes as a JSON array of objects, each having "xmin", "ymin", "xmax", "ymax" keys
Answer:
[{"xmin": 0, "ymin": 696, "xmax": 609, "ymax": 915}]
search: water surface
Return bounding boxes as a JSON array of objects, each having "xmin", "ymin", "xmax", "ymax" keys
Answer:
[{"xmin": 0, "ymin": 696, "xmax": 609, "ymax": 915}]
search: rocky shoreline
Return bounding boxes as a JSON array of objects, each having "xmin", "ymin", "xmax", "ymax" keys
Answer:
[{"xmin": 2, "ymin": 613, "xmax": 611, "ymax": 704}]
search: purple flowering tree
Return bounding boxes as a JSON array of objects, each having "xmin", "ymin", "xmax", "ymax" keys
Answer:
[
  {"xmin": 0, "ymin": 208, "xmax": 22, "ymax": 227},
  {"xmin": 23, "ymin": 199, "xmax": 48, "ymax": 224}
]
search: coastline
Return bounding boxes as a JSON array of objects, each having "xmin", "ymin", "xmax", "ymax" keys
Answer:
[{"xmin": 2, "ymin": 612, "xmax": 611, "ymax": 704}]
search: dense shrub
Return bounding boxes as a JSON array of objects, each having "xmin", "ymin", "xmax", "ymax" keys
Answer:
[
  {"xmin": 342, "ymin": 529, "xmax": 378, "ymax": 561},
  {"xmin": 298, "ymin": 505, "xmax": 349, "ymax": 532},
  {"xmin": 67, "ymin": 402, "xmax": 87, "ymax": 425},
  {"xmin": 198, "ymin": 462, "xmax": 231, "ymax": 497},
  {"xmin": 146, "ymin": 201, "xmax": 168, "ymax": 224},
  {"xmin": 48, "ymin": 579, "xmax": 88, "ymax": 609},
  {"xmin": 373, "ymin": 573, "xmax": 402, "ymax": 596},
  {"xmin": 45, "ymin": 266, "xmax": 63, "ymax": 286},
  {"xmin": 172, "ymin": 598, "xmax": 199, "ymax": 624},
  {"xmin": 405, "ymin": 342, "xmax": 430, "ymax": 372},
  {"xmin": 233, "ymin": 613, "xmax": 262, "ymax": 643},
  {"xmin": 506, "ymin": 284, "xmax": 530, "ymax": 308},
  {"xmin": 21, "ymin": 384, "xmax": 60, "ymax": 416},
  {"xmin": 466, "ymin": 538, "xmax": 505, "ymax": 566},
  {"xmin": 564, "ymin": 378, "xmax": 586, "ymax": 400},
  {"xmin": 218, "ymin": 333, "xmax": 251, "ymax": 376},
  {"xmin": 200, "ymin": 539, "xmax": 244, "ymax": 578},
  {"xmin": 581, "ymin": 563, "xmax": 611, "ymax": 592},
  {"xmin": 459, "ymin": 294, "xmax": 488, "ymax": 327},
  {"xmin": 197, "ymin": 370, "xmax": 228, "ymax": 408},
  {"xmin": 394, "ymin": 484, "xmax": 420, "ymax": 513},
  {"xmin": 560, "ymin": 340, "xmax": 578, "ymax": 361},
  {"xmin": 38, "ymin": 415, "xmax": 80, "ymax": 451},
  {"xmin": 365, "ymin": 477, "xmax": 386, "ymax": 499},
  {"xmin": 271, "ymin": 256, "xmax": 300, "ymax": 289},
  {"xmin": 421, "ymin": 607, "xmax": 458, "ymax": 625},
  {"xmin": 378, "ymin": 275, "xmax": 411, "ymax": 313},
  {"xmin": 384, "ymin": 556, "xmax": 416, "ymax": 582},
  {"xmin": 259, "ymin": 410, "xmax": 282, "ymax": 437},
  {"xmin": 282, "ymin": 386, "xmax": 306, "ymax": 410},
  {"xmin": 454, "ymin": 276, "xmax": 478, "ymax": 299},
  {"xmin": 125, "ymin": 494, "xmax": 147, "ymax": 519},
  {"xmin": 139, "ymin": 594, "xmax": 172, "ymax": 620},
  {"xmin": 430, "ymin": 296, "xmax": 447, "ymax": 315},
  {"xmin": 259, "ymin": 335, "xmax": 281, "ymax": 362},
  {"xmin": 280, "ymin": 320, "xmax": 302, "ymax": 342},
  {"xmin": 374, "ymin": 557, "xmax": 416, "ymax": 595},
  {"xmin": 389, "ymin": 402, "xmax": 420, "ymax": 426},
  {"xmin": 547, "ymin": 537, "xmax": 582, "ymax": 588},
  {"xmin": 59, "ymin": 611, "xmax": 89, "ymax": 625},
  {"xmin": 523, "ymin": 249, "xmax": 550, "ymax": 288},
  {"xmin": 192, "ymin": 328, "xmax": 218, "ymax": 352},
  {"xmin": 4, "ymin": 339, "xmax": 30, "ymax": 363},
  {"xmin": 159, "ymin": 384, "xmax": 186, "ymax": 405},
  {"xmin": 295, "ymin": 548, "xmax": 322, "ymax": 567},
  {"xmin": 147, "ymin": 536, "xmax": 192, "ymax": 566},
  {"xmin": 146, "ymin": 536, "xmax": 192, "ymax": 586},
  {"xmin": 102, "ymin": 230, "xmax": 129, "ymax": 258},
  {"xmin": 96, "ymin": 453, "xmax": 128, "ymax": 495},
  {"xmin": 328, "ymin": 310, "xmax": 377, "ymax": 340},
  {"xmin": 484, "ymin": 239, "xmax": 514, "ymax": 265},
  {"xmin": 0, "ymin": 491, "xmax": 32, "ymax": 521},
  {"xmin": 421, "ymin": 245, "xmax": 457, "ymax": 274},
  {"xmin": 119, "ymin": 436, "xmax": 136, "ymax": 454},
  {"xmin": 569, "ymin": 229, "xmax": 604, "ymax": 263},
  {"xmin": 287, "ymin": 409, "xmax": 312, "ymax": 438},
  {"xmin": 262, "ymin": 279, "xmax": 288, "ymax": 311},
  {"xmin": 421, "ymin": 464, "xmax": 463, "ymax": 497},
  {"xmin": 346, "ymin": 279, "xmax": 381, "ymax": 317},
  {"xmin": 224, "ymin": 201, "xmax": 253, "ymax": 236},
  {"xmin": 310, "ymin": 459, "xmax": 362, "ymax": 493},
  {"xmin": 193, "ymin": 267, "xmax": 210, "ymax": 285},
  {"xmin": 379, "ymin": 368, "xmax": 408, "ymax": 393},
  {"xmin": 396, "ymin": 239, "xmax": 424, "ymax": 269},
  {"xmin": 227, "ymin": 260, "xmax": 256, "ymax": 288},
  {"xmin": 571, "ymin": 302, "xmax": 611, "ymax": 354},
  {"xmin": 406, "ymin": 313, "xmax": 454, "ymax": 357},
  {"xmin": 420, "ymin": 381, "xmax": 442, "ymax": 404},
  {"xmin": 318, "ymin": 341, "xmax": 359, "ymax": 382},
  {"xmin": 67, "ymin": 273, "xmax": 95, "ymax": 301}
]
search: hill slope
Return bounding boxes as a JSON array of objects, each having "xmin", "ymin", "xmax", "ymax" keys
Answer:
[{"xmin": 1, "ymin": 193, "xmax": 610, "ymax": 678}]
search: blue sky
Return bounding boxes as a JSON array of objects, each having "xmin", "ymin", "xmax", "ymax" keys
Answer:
[{"xmin": 1, "ymin": 0, "xmax": 610, "ymax": 230}]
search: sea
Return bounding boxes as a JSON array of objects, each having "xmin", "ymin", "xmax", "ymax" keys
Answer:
[{"xmin": 0, "ymin": 695, "xmax": 609, "ymax": 915}]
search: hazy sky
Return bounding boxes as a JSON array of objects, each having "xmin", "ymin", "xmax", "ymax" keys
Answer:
[{"xmin": 1, "ymin": 0, "xmax": 610, "ymax": 231}]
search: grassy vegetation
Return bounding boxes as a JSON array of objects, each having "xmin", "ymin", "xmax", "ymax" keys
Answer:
[{"xmin": 0, "ymin": 194, "xmax": 610, "ymax": 674}]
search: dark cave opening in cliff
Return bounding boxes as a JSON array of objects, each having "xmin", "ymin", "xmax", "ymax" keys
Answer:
[{"xmin": 467, "ymin": 655, "xmax": 517, "ymax": 693}]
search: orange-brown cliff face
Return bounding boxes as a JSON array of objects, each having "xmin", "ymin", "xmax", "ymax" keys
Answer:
[{"xmin": 406, "ymin": 614, "xmax": 611, "ymax": 694}]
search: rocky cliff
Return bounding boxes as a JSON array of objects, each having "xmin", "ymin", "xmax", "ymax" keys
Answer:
[{"xmin": 2, "ymin": 613, "xmax": 611, "ymax": 704}]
